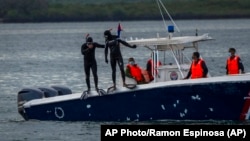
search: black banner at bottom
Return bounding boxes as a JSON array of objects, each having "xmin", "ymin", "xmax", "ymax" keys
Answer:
[{"xmin": 101, "ymin": 124, "xmax": 250, "ymax": 141}]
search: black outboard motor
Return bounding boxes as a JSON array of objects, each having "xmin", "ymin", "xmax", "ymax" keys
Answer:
[
  {"xmin": 38, "ymin": 87, "xmax": 58, "ymax": 97},
  {"xmin": 17, "ymin": 87, "xmax": 44, "ymax": 120},
  {"xmin": 51, "ymin": 85, "xmax": 72, "ymax": 95},
  {"xmin": 17, "ymin": 85, "xmax": 72, "ymax": 120}
]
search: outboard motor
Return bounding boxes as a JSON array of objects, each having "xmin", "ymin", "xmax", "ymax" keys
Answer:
[
  {"xmin": 17, "ymin": 87, "xmax": 44, "ymax": 120},
  {"xmin": 51, "ymin": 85, "xmax": 72, "ymax": 95},
  {"xmin": 38, "ymin": 87, "xmax": 58, "ymax": 97}
]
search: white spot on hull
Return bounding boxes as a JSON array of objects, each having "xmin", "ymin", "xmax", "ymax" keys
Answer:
[
  {"xmin": 161, "ymin": 105, "xmax": 166, "ymax": 110},
  {"xmin": 86, "ymin": 104, "xmax": 91, "ymax": 109}
]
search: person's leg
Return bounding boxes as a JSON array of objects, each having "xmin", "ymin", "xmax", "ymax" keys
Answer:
[
  {"xmin": 110, "ymin": 58, "xmax": 117, "ymax": 88},
  {"xmin": 117, "ymin": 57, "xmax": 126, "ymax": 86},
  {"xmin": 91, "ymin": 63, "xmax": 98, "ymax": 90},
  {"xmin": 84, "ymin": 63, "xmax": 91, "ymax": 91}
]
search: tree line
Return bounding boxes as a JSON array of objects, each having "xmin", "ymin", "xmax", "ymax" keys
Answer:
[{"xmin": 0, "ymin": 0, "xmax": 250, "ymax": 23}]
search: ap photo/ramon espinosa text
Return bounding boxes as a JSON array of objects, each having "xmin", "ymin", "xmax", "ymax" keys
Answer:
[{"xmin": 101, "ymin": 125, "xmax": 250, "ymax": 140}]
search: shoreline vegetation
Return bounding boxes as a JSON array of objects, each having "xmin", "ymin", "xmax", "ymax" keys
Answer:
[{"xmin": 0, "ymin": 0, "xmax": 250, "ymax": 23}]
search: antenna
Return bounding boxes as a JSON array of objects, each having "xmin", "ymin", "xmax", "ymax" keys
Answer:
[
  {"xmin": 157, "ymin": 0, "xmax": 181, "ymax": 33},
  {"xmin": 157, "ymin": 0, "xmax": 168, "ymax": 33}
]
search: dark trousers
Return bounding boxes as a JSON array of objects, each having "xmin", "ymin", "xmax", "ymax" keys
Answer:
[
  {"xmin": 110, "ymin": 57, "xmax": 125, "ymax": 85},
  {"xmin": 84, "ymin": 61, "xmax": 98, "ymax": 90}
]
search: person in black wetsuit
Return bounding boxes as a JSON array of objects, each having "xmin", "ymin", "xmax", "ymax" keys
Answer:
[
  {"xmin": 81, "ymin": 36, "xmax": 105, "ymax": 92},
  {"xmin": 104, "ymin": 30, "xmax": 137, "ymax": 89}
]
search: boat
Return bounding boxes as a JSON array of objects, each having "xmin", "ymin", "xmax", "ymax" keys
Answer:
[{"xmin": 17, "ymin": 0, "xmax": 250, "ymax": 122}]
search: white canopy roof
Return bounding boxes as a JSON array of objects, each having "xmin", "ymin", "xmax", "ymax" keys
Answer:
[{"xmin": 127, "ymin": 33, "xmax": 213, "ymax": 48}]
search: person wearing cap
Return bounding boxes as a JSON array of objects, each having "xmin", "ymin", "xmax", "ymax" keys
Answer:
[
  {"xmin": 81, "ymin": 36, "xmax": 105, "ymax": 92},
  {"xmin": 184, "ymin": 52, "xmax": 208, "ymax": 79},
  {"xmin": 104, "ymin": 30, "xmax": 137, "ymax": 89},
  {"xmin": 226, "ymin": 48, "xmax": 245, "ymax": 75}
]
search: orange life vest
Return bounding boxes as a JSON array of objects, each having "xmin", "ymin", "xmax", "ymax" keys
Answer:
[
  {"xmin": 127, "ymin": 64, "xmax": 143, "ymax": 82},
  {"xmin": 227, "ymin": 56, "xmax": 240, "ymax": 74},
  {"xmin": 191, "ymin": 59, "xmax": 204, "ymax": 79}
]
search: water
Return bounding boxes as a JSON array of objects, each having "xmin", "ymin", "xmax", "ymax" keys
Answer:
[{"xmin": 0, "ymin": 19, "xmax": 250, "ymax": 140}]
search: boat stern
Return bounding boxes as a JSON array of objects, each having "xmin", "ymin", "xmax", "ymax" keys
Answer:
[{"xmin": 17, "ymin": 85, "xmax": 72, "ymax": 120}]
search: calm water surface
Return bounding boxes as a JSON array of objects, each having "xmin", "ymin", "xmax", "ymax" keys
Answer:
[{"xmin": 0, "ymin": 19, "xmax": 250, "ymax": 140}]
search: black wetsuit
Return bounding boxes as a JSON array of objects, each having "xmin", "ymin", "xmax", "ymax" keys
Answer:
[
  {"xmin": 81, "ymin": 42, "xmax": 105, "ymax": 90},
  {"xmin": 105, "ymin": 38, "xmax": 136, "ymax": 86}
]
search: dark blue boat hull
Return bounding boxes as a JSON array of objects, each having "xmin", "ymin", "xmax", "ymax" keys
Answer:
[{"xmin": 22, "ymin": 80, "xmax": 250, "ymax": 121}]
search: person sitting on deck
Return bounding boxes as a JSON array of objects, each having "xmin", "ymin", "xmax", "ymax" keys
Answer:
[
  {"xmin": 184, "ymin": 52, "xmax": 208, "ymax": 79},
  {"xmin": 126, "ymin": 57, "xmax": 149, "ymax": 84}
]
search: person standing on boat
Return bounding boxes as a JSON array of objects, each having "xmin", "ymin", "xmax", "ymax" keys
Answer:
[
  {"xmin": 104, "ymin": 30, "xmax": 137, "ymax": 89},
  {"xmin": 184, "ymin": 52, "xmax": 208, "ymax": 79},
  {"xmin": 81, "ymin": 36, "xmax": 105, "ymax": 92},
  {"xmin": 226, "ymin": 48, "xmax": 245, "ymax": 75},
  {"xmin": 146, "ymin": 53, "xmax": 162, "ymax": 81}
]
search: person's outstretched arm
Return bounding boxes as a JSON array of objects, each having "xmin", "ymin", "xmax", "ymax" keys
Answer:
[
  {"xmin": 94, "ymin": 42, "xmax": 105, "ymax": 48},
  {"xmin": 118, "ymin": 39, "xmax": 136, "ymax": 48}
]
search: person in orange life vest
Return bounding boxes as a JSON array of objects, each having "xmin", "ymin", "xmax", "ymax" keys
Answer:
[
  {"xmin": 125, "ymin": 57, "xmax": 145, "ymax": 84},
  {"xmin": 184, "ymin": 52, "xmax": 208, "ymax": 79},
  {"xmin": 226, "ymin": 48, "xmax": 245, "ymax": 75},
  {"xmin": 146, "ymin": 54, "xmax": 162, "ymax": 81}
]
